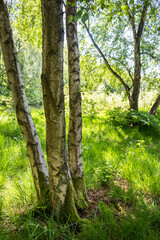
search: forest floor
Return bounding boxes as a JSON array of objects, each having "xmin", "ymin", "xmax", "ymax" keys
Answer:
[{"xmin": 0, "ymin": 101, "xmax": 160, "ymax": 239}]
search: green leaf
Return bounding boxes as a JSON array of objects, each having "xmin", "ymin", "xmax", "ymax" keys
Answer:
[
  {"xmin": 82, "ymin": 13, "xmax": 89, "ymax": 22},
  {"xmin": 129, "ymin": 0, "xmax": 134, "ymax": 4},
  {"xmin": 121, "ymin": 5, "xmax": 127, "ymax": 11},
  {"xmin": 68, "ymin": 15, "xmax": 73, "ymax": 23},
  {"xmin": 77, "ymin": 10, "xmax": 83, "ymax": 19}
]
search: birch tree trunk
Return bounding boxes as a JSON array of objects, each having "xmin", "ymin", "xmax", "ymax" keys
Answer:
[
  {"xmin": 149, "ymin": 94, "xmax": 160, "ymax": 116},
  {"xmin": 66, "ymin": 0, "xmax": 87, "ymax": 202},
  {"xmin": 0, "ymin": 0, "xmax": 49, "ymax": 202},
  {"xmin": 41, "ymin": 0, "xmax": 84, "ymax": 219}
]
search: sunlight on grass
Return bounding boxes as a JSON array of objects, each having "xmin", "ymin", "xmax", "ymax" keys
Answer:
[
  {"xmin": 2, "ymin": 170, "xmax": 37, "ymax": 218},
  {"xmin": 1, "ymin": 93, "xmax": 160, "ymax": 239}
]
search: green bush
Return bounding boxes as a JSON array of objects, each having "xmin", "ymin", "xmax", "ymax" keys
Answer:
[{"xmin": 108, "ymin": 108, "xmax": 160, "ymax": 134}]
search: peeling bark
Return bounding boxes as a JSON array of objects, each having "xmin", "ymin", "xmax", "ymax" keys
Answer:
[
  {"xmin": 41, "ymin": 0, "xmax": 87, "ymax": 219},
  {"xmin": 66, "ymin": 0, "xmax": 87, "ymax": 201},
  {"xmin": 41, "ymin": 0, "xmax": 79, "ymax": 218},
  {"xmin": 149, "ymin": 94, "xmax": 160, "ymax": 116},
  {"xmin": 0, "ymin": 0, "xmax": 49, "ymax": 202}
]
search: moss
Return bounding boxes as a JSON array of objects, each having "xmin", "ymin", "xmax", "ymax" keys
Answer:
[
  {"xmin": 72, "ymin": 177, "xmax": 88, "ymax": 210},
  {"xmin": 62, "ymin": 182, "xmax": 90, "ymax": 226},
  {"xmin": 40, "ymin": 179, "xmax": 89, "ymax": 224},
  {"xmin": 61, "ymin": 179, "xmax": 89, "ymax": 222},
  {"xmin": 62, "ymin": 182, "xmax": 81, "ymax": 222},
  {"xmin": 72, "ymin": 177, "xmax": 87, "ymax": 199}
]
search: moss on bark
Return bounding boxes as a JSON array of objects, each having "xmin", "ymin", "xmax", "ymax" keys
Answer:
[
  {"xmin": 72, "ymin": 177, "xmax": 88, "ymax": 210},
  {"xmin": 61, "ymin": 182, "xmax": 89, "ymax": 224},
  {"xmin": 62, "ymin": 182, "xmax": 81, "ymax": 222}
]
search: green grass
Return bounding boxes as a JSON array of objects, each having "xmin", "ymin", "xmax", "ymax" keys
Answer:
[{"xmin": 0, "ymin": 100, "xmax": 160, "ymax": 239}]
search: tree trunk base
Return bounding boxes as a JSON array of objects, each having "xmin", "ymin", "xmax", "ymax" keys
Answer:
[
  {"xmin": 61, "ymin": 182, "xmax": 88, "ymax": 223},
  {"xmin": 72, "ymin": 177, "xmax": 88, "ymax": 210}
]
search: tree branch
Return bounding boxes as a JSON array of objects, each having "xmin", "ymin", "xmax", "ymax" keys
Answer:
[
  {"xmin": 123, "ymin": 0, "xmax": 136, "ymax": 39},
  {"xmin": 109, "ymin": 55, "xmax": 134, "ymax": 84},
  {"xmin": 83, "ymin": 21, "xmax": 131, "ymax": 98},
  {"xmin": 137, "ymin": 0, "xmax": 148, "ymax": 39},
  {"xmin": 141, "ymin": 51, "xmax": 160, "ymax": 61}
]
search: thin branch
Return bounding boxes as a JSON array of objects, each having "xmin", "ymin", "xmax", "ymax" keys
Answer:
[
  {"xmin": 109, "ymin": 55, "xmax": 134, "ymax": 84},
  {"xmin": 137, "ymin": 0, "xmax": 149, "ymax": 39},
  {"xmin": 83, "ymin": 21, "xmax": 131, "ymax": 99},
  {"xmin": 141, "ymin": 51, "xmax": 160, "ymax": 61}
]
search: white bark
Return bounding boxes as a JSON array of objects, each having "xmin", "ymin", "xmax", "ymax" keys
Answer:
[
  {"xmin": 0, "ymin": 0, "xmax": 49, "ymax": 201},
  {"xmin": 66, "ymin": 0, "xmax": 86, "ymax": 199},
  {"xmin": 41, "ymin": 0, "xmax": 71, "ymax": 216}
]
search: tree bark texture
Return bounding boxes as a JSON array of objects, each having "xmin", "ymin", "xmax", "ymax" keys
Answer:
[
  {"xmin": 149, "ymin": 94, "xmax": 160, "ymax": 115},
  {"xmin": 130, "ymin": 38, "xmax": 141, "ymax": 111},
  {"xmin": 125, "ymin": 0, "xmax": 149, "ymax": 111},
  {"xmin": 41, "ymin": 0, "xmax": 87, "ymax": 220},
  {"xmin": 0, "ymin": 0, "xmax": 49, "ymax": 201},
  {"xmin": 66, "ymin": 0, "xmax": 87, "ymax": 200},
  {"xmin": 41, "ymin": 0, "xmax": 73, "ymax": 217}
]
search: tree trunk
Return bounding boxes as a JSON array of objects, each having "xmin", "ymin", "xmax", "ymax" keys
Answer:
[
  {"xmin": 66, "ymin": 0, "xmax": 87, "ymax": 203},
  {"xmin": 41, "ymin": 0, "xmax": 84, "ymax": 220},
  {"xmin": 149, "ymin": 94, "xmax": 160, "ymax": 115},
  {"xmin": 125, "ymin": 0, "xmax": 148, "ymax": 111},
  {"xmin": 0, "ymin": 0, "xmax": 49, "ymax": 202},
  {"xmin": 131, "ymin": 39, "xmax": 141, "ymax": 111}
]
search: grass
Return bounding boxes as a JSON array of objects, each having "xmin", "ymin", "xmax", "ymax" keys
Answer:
[{"xmin": 0, "ymin": 93, "xmax": 160, "ymax": 239}]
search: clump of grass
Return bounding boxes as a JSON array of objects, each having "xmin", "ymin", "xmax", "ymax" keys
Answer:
[
  {"xmin": 108, "ymin": 107, "xmax": 160, "ymax": 136},
  {"xmin": 94, "ymin": 160, "xmax": 117, "ymax": 187},
  {"xmin": 1, "ymin": 212, "xmax": 78, "ymax": 240},
  {"xmin": 1, "ymin": 104, "xmax": 160, "ymax": 239},
  {"xmin": 79, "ymin": 201, "xmax": 160, "ymax": 240}
]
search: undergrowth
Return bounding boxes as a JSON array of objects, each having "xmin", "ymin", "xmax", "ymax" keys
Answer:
[{"xmin": 0, "ymin": 105, "xmax": 160, "ymax": 239}]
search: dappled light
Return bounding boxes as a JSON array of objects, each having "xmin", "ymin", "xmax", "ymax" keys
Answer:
[{"xmin": 0, "ymin": 0, "xmax": 160, "ymax": 239}]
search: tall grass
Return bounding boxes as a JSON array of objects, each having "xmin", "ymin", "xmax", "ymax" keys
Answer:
[{"xmin": 0, "ymin": 91, "xmax": 160, "ymax": 239}]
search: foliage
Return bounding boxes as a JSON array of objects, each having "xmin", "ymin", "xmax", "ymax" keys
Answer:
[
  {"xmin": 108, "ymin": 107, "xmax": 160, "ymax": 134},
  {"xmin": 79, "ymin": 202, "xmax": 160, "ymax": 240},
  {"xmin": 0, "ymin": 50, "xmax": 10, "ymax": 98},
  {"xmin": 0, "ymin": 0, "xmax": 43, "ymax": 107},
  {"xmin": 18, "ymin": 45, "xmax": 43, "ymax": 106},
  {"xmin": 94, "ymin": 161, "xmax": 116, "ymax": 186},
  {"xmin": 10, "ymin": 0, "xmax": 42, "ymax": 48},
  {"xmin": 77, "ymin": 0, "xmax": 160, "ymax": 102},
  {"xmin": 1, "ymin": 99, "xmax": 160, "ymax": 238},
  {"xmin": 0, "ymin": 0, "xmax": 160, "ymax": 236}
]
